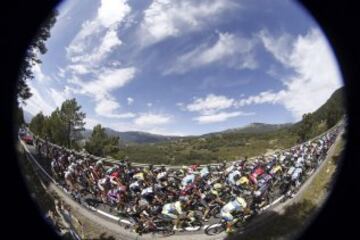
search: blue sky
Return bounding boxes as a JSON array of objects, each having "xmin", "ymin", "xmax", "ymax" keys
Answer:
[{"xmin": 23, "ymin": 0, "xmax": 343, "ymax": 136}]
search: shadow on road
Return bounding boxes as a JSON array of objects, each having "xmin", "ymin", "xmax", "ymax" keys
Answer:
[
  {"xmin": 89, "ymin": 232, "xmax": 116, "ymax": 240},
  {"xmin": 225, "ymin": 199, "xmax": 317, "ymax": 240}
]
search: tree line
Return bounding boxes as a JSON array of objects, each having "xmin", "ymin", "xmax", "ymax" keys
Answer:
[{"xmin": 29, "ymin": 98, "xmax": 120, "ymax": 156}]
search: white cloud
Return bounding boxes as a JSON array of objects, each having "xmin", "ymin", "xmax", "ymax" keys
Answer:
[
  {"xmin": 235, "ymin": 90, "xmax": 287, "ymax": 107},
  {"xmin": 95, "ymin": 98, "xmax": 135, "ymax": 119},
  {"xmin": 134, "ymin": 113, "xmax": 171, "ymax": 126},
  {"xmin": 57, "ymin": 67, "xmax": 66, "ymax": 78},
  {"xmin": 67, "ymin": 64, "xmax": 89, "ymax": 75},
  {"xmin": 186, "ymin": 94, "xmax": 234, "ymax": 115},
  {"xmin": 279, "ymin": 29, "xmax": 343, "ymax": 119},
  {"xmin": 239, "ymin": 28, "xmax": 343, "ymax": 120},
  {"xmin": 166, "ymin": 32, "xmax": 257, "ymax": 74},
  {"xmin": 97, "ymin": 28, "xmax": 122, "ymax": 56},
  {"xmin": 32, "ymin": 63, "xmax": 49, "ymax": 82},
  {"xmin": 97, "ymin": 0, "xmax": 131, "ymax": 28},
  {"xmin": 66, "ymin": 0, "xmax": 131, "ymax": 67},
  {"xmin": 84, "ymin": 117, "xmax": 100, "ymax": 129},
  {"xmin": 194, "ymin": 111, "xmax": 254, "ymax": 124},
  {"xmin": 69, "ymin": 67, "xmax": 136, "ymax": 119},
  {"xmin": 258, "ymin": 29, "xmax": 294, "ymax": 65},
  {"xmin": 22, "ymin": 83, "xmax": 55, "ymax": 116},
  {"xmin": 48, "ymin": 88, "xmax": 68, "ymax": 107},
  {"xmin": 81, "ymin": 67, "xmax": 136, "ymax": 98},
  {"xmin": 62, "ymin": 1, "xmax": 134, "ymax": 121},
  {"xmin": 139, "ymin": 0, "xmax": 237, "ymax": 46},
  {"xmin": 127, "ymin": 97, "xmax": 134, "ymax": 105},
  {"xmin": 143, "ymin": 127, "xmax": 186, "ymax": 136},
  {"xmin": 147, "ymin": 102, "xmax": 153, "ymax": 108},
  {"xmin": 71, "ymin": 28, "xmax": 122, "ymax": 65}
]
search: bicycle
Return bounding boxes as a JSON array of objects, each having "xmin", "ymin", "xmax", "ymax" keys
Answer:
[{"xmin": 204, "ymin": 215, "xmax": 247, "ymax": 235}]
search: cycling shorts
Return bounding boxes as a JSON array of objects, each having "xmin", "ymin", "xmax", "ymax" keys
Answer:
[
  {"xmin": 220, "ymin": 210, "xmax": 234, "ymax": 222},
  {"xmin": 162, "ymin": 212, "xmax": 178, "ymax": 220}
]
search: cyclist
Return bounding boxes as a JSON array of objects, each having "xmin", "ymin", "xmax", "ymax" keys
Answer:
[
  {"xmin": 220, "ymin": 197, "xmax": 248, "ymax": 233},
  {"xmin": 161, "ymin": 197, "xmax": 188, "ymax": 231},
  {"xmin": 201, "ymin": 183, "xmax": 225, "ymax": 221}
]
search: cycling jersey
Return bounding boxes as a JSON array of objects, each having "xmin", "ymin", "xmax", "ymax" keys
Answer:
[
  {"xmin": 200, "ymin": 167, "xmax": 209, "ymax": 178},
  {"xmin": 64, "ymin": 170, "xmax": 72, "ymax": 179},
  {"xmin": 157, "ymin": 171, "xmax": 167, "ymax": 180},
  {"xmin": 133, "ymin": 172, "xmax": 144, "ymax": 181},
  {"xmin": 181, "ymin": 174, "xmax": 195, "ymax": 186},
  {"xmin": 222, "ymin": 200, "xmax": 243, "ymax": 214},
  {"xmin": 129, "ymin": 181, "xmax": 141, "ymax": 191},
  {"xmin": 107, "ymin": 189, "xmax": 120, "ymax": 202},
  {"xmin": 228, "ymin": 170, "xmax": 241, "ymax": 185},
  {"xmin": 98, "ymin": 177, "xmax": 111, "ymax": 191},
  {"xmin": 141, "ymin": 187, "xmax": 154, "ymax": 197},
  {"xmin": 270, "ymin": 165, "xmax": 282, "ymax": 175},
  {"xmin": 106, "ymin": 166, "xmax": 118, "ymax": 175},
  {"xmin": 162, "ymin": 201, "xmax": 182, "ymax": 218},
  {"xmin": 225, "ymin": 165, "xmax": 235, "ymax": 174},
  {"xmin": 291, "ymin": 168, "xmax": 302, "ymax": 181},
  {"xmin": 287, "ymin": 166, "xmax": 295, "ymax": 175}
]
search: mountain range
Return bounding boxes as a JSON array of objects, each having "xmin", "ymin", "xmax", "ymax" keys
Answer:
[{"xmin": 82, "ymin": 122, "xmax": 293, "ymax": 144}]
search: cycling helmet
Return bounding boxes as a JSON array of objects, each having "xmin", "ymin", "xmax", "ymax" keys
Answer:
[
  {"xmin": 179, "ymin": 196, "xmax": 189, "ymax": 203},
  {"xmin": 239, "ymin": 176, "xmax": 249, "ymax": 185},
  {"xmin": 211, "ymin": 189, "xmax": 219, "ymax": 196}
]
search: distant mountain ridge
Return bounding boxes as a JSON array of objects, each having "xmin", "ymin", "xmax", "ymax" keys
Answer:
[
  {"xmin": 82, "ymin": 128, "xmax": 179, "ymax": 144},
  {"xmin": 81, "ymin": 87, "xmax": 344, "ymax": 145},
  {"xmin": 82, "ymin": 123, "xmax": 292, "ymax": 144},
  {"xmin": 222, "ymin": 122, "xmax": 293, "ymax": 134}
]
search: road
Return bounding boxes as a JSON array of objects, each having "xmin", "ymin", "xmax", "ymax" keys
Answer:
[{"xmin": 20, "ymin": 128, "xmax": 343, "ymax": 240}]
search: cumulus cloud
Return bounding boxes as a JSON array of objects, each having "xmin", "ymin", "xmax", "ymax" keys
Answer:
[
  {"xmin": 166, "ymin": 32, "xmax": 257, "ymax": 74},
  {"xmin": 238, "ymin": 28, "xmax": 343, "ymax": 120},
  {"xmin": 97, "ymin": 0, "xmax": 131, "ymax": 28},
  {"xmin": 61, "ymin": 1, "xmax": 136, "ymax": 121},
  {"xmin": 183, "ymin": 94, "xmax": 254, "ymax": 123},
  {"xmin": 139, "ymin": 0, "xmax": 237, "ymax": 47},
  {"xmin": 186, "ymin": 94, "xmax": 234, "ymax": 115},
  {"xmin": 94, "ymin": 98, "xmax": 136, "ymax": 119},
  {"xmin": 69, "ymin": 67, "xmax": 136, "ymax": 118},
  {"xmin": 134, "ymin": 113, "xmax": 171, "ymax": 126},
  {"xmin": 194, "ymin": 111, "xmax": 254, "ymax": 124}
]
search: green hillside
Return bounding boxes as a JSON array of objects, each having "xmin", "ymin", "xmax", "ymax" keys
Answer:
[{"xmin": 110, "ymin": 87, "xmax": 345, "ymax": 165}]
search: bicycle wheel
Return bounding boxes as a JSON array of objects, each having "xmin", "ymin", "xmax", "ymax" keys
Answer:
[
  {"xmin": 160, "ymin": 227, "xmax": 175, "ymax": 237},
  {"xmin": 205, "ymin": 223, "xmax": 225, "ymax": 235}
]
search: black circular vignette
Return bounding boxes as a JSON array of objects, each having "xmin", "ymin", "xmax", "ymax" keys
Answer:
[{"xmin": 0, "ymin": 0, "xmax": 359, "ymax": 239}]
